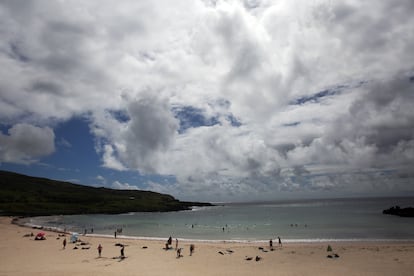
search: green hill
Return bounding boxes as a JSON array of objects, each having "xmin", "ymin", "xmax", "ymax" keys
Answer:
[{"xmin": 0, "ymin": 170, "xmax": 212, "ymax": 216}]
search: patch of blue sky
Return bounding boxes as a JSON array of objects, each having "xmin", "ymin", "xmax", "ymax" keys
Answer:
[
  {"xmin": 0, "ymin": 123, "xmax": 11, "ymax": 134},
  {"xmin": 289, "ymin": 81, "xmax": 363, "ymax": 106},
  {"xmin": 40, "ymin": 116, "xmax": 100, "ymax": 180},
  {"xmin": 291, "ymin": 76, "xmax": 410, "ymax": 106},
  {"xmin": 226, "ymin": 114, "xmax": 242, "ymax": 127},
  {"xmin": 1, "ymin": 117, "xmax": 98, "ymax": 184},
  {"xmin": 173, "ymin": 106, "xmax": 241, "ymax": 133},
  {"xmin": 290, "ymin": 88, "xmax": 340, "ymax": 106},
  {"xmin": 107, "ymin": 109, "xmax": 130, "ymax": 123},
  {"xmin": 173, "ymin": 106, "xmax": 219, "ymax": 133}
]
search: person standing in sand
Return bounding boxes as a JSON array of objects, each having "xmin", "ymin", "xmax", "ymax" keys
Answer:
[
  {"xmin": 97, "ymin": 244, "xmax": 102, "ymax": 257},
  {"xmin": 269, "ymin": 239, "xmax": 273, "ymax": 250},
  {"xmin": 63, "ymin": 238, "xmax": 66, "ymax": 249},
  {"xmin": 167, "ymin": 236, "xmax": 172, "ymax": 249},
  {"xmin": 175, "ymin": 238, "xmax": 178, "ymax": 250},
  {"xmin": 278, "ymin": 236, "xmax": 282, "ymax": 247},
  {"xmin": 120, "ymin": 245, "xmax": 125, "ymax": 258}
]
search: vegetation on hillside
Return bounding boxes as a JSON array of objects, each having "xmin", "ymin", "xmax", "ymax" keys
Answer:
[{"xmin": 0, "ymin": 170, "xmax": 212, "ymax": 216}]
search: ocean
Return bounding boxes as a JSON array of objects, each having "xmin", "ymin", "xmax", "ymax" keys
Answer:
[{"xmin": 22, "ymin": 197, "xmax": 414, "ymax": 243}]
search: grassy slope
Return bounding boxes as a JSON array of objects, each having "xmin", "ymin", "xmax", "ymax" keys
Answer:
[{"xmin": 0, "ymin": 170, "xmax": 211, "ymax": 216}]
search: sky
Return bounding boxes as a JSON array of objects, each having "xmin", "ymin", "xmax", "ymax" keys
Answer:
[{"xmin": 0, "ymin": 0, "xmax": 414, "ymax": 202}]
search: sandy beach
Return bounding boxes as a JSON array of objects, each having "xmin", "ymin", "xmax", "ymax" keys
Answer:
[{"xmin": 1, "ymin": 217, "xmax": 413, "ymax": 276}]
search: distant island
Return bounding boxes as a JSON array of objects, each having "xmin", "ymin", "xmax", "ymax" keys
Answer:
[
  {"xmin": 0, "ymin": 170, "xmax": 212, "ymax": 216},
  {"xmin": 383, "ymin": 206, "xmax": 414, "ymax": 217}
]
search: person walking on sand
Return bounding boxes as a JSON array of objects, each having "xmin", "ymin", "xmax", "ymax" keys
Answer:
[
  {"xmin": 278, "ymin": 236, "xmax": 282, "ymax": 247},
  {"xmin": 269, "ymin": 239, "xmax": 273, "ymax": 250},
  {"xmin": 97, "ymin": 244, "xmax": 102, "ymax": 257},
  {"xmin": 63, "ymin": 238, "xmax": 67, "ymax": 249},
  {"xmin": 190, "ymin": 244, "xmax": 195, "ymax": 256}
]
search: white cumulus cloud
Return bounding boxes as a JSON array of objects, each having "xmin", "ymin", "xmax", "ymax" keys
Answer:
[
  {"xmin": 0, "ymin": 123, "xmax": 55, "ymax": 164},
  {"xmin": 1, "ymin": 0, "xmax": 413, "ymax": 200}
]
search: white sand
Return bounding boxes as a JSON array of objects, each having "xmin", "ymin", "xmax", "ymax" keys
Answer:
[{"xmin": 1, "ymin": 217, "xmax": 413, "ymax": 276}]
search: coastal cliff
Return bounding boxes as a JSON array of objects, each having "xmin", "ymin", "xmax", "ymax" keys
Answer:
[{"xmin": 0, "ymin": 170, "xmax": 212, "ymax": 216}]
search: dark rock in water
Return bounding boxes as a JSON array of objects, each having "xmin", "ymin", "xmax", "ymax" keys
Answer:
[{"xmin": 383, "ymin": 206, "xmax": 414, "ymax": 217}]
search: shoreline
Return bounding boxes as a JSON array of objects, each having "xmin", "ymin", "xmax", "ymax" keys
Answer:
[
  {"xmin": 2, "ymin": 216, "xmax": 414, "ymax": 275},
  {"xmin": 14, "ymin": 216, "xmax": 414, "ymax": 244}
]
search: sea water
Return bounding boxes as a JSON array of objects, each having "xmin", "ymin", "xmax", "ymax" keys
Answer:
[{"xmin": 23, "ymin": 197, "xmax": 414, "ymax": 242}]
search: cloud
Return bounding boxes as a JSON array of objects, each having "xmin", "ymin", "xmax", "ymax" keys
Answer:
[
  {"xmin": 58, "ymin": 138, "xmax": 71, "ymax": 148},
  {"xmin": 111, "ymin": 180, "xmax": 139, "ymax": 190},
  {"xmin": 0, "ymin": 123, "xmax": 55, "ymax": 164},
  {"xmin": 96, "ymin": 175, "xmax": 107, "ymax": 185},
  {"xmin": 94, "ymin": 94, "xmax": 179, "ymax": 173},
  {"xmin": 0, "ymin": 0, "xmax": 414, "ymax": 200}
]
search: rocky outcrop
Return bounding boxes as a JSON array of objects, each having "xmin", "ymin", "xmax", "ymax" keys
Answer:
[{"xmin": 383, "ymin": 206, "xmax": 414, "ymax": 217}]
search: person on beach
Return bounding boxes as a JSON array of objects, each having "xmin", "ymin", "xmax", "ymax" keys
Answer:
[
  {"xmin": 269, "ymin": 239, "xmax": 273, "ymax": 250},
  {"xmin": 168, "ymin": 236, "xmax": 172, "ymax": 248},
  {"xmin": 114, "ymin": 231, "xmax": 117, "ymax": 239},
  {"xmin": 120, "ymin": 245, "xmax": 125, "ymax": 258},
  {"xmin": 175, "ymin": 238, "xmax": 178, "ymax": 250},
  {"xmin": 97, "ymin": 244, "xmax": 102, "ymax": 257},
  {"xmin": 177, "ymin": 248, "xmax": 182, "ymax": 258},
  {"xmin": 278, "ymin": 236, "xmax": 282, "ymax": 247},
  {"xmin": 63, "ymin": 238, "xmax": 67, "ymax": 249},
  {"xmin": 190, "ymin": 244, "xmax": 195, "ymax": 256}
]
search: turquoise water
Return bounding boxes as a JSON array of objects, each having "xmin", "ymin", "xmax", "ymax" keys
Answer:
[{"xmin": 24, "ymin": 197, "xmax": 414, "ymax": 242}]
